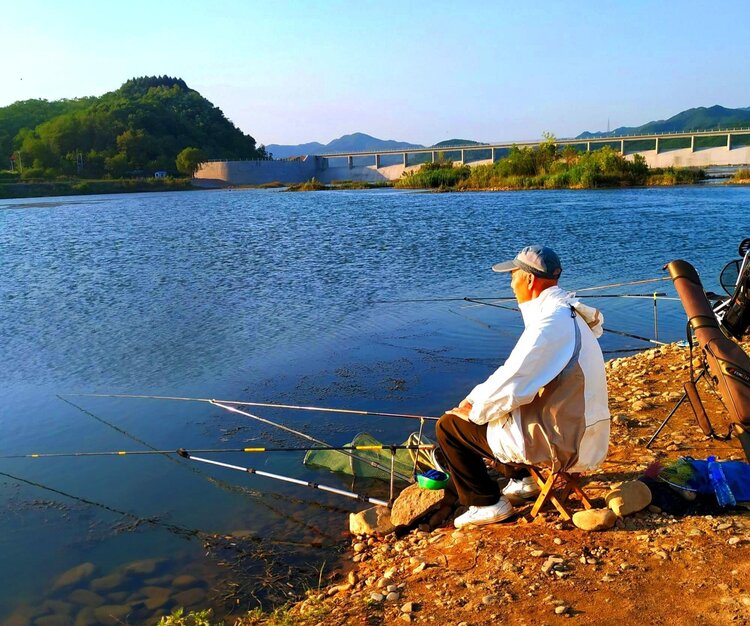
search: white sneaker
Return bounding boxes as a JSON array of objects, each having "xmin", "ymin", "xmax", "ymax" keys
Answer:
[
  {"xmin": 502, "ymin": 476, "xmax": 541, "ymax": 499},
  {"xmin": 454, "ymin": 496, "xmax": 516, "ymax": 528}
]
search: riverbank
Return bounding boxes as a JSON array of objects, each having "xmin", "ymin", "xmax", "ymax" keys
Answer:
[
  {"xmin": 221, "ymin": 341, "xmax": 750, "ymax": 626},
  {"xmin": 0, "ymin": 178, "xmax": 193, "ymax": 199}
]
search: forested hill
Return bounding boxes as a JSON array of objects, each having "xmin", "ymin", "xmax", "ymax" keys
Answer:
[
  {"xmin": 577, "ymin": 105, "xmax": 750, "ymax": 138},
  {"xmin": 0, "ymin": 76, "xmax": 263, "ymax": 179}
]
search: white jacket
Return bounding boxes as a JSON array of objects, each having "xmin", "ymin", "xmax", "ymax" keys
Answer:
[{"xmin": 466, "ymin": 286, "xmax": 610, "ymax": 472}]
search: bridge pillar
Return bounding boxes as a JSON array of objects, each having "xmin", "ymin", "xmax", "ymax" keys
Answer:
[
  {"xmin": 620, "ymin": 139, "xmax": 625, "ymax": 154},
  {"xmin": 690, "ymin": 136, "xmax": 695, "ymax": 152},
  {"xmin": 347, "ymin": 156, "xmax": 353, "ymax": 169},
  {"xmin": 432, "ymin": 151, "xmax": 437, "ymax": 163},
  {"xmin": 403, "ymin": 153, "xmax": 408, "ymax": 167},
  {"xmin": 460, "ymin": 149, "xmax": 465, "ymax": 164},
  {"xmin": 728, "ymin": 133, "xmax": 732, "ymax": 150},
  {"xmin": 374, "ymin": 154, "xmax": 380, "ymax": 169},
  {"xmin": 655, "ymin": 137, "xmax": 660, "ymax": 154},
  {"xmin": 491, "ymin": 147, "xmax": 496, "ymax": 162},
  {"xmin": 586, "ymin": 142, "xmax": 591, "ymax": 152}
]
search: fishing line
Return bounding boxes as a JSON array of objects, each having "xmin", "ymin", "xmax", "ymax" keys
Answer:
[
  {"xmin": 0, "ymin": 469, "xmax": 202, "ymax": 540},
  {"xmin": 58, "ymin": 396, "xmax": 345, "ymax": 532},
  {"xmin": 0, "ymin": 444, "xmax": 436, "ymax": 460},
  {"xmin": 0, "ymin": 470, "xmax": 332, "ymax": 548},
  {"xmin": 464, "ymin": 298, "xmax": 667, "ymax": 345},
  {"xmin": 66, "ymin": 393, "xmax": 438, "ymax": 422}
]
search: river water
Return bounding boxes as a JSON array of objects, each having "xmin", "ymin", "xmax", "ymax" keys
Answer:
[{"xmin": 0, "ymin": 186, "xmax": 748, "ymax": 622}]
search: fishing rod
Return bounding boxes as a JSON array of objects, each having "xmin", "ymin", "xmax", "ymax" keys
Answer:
[
  {"xmin": 66, "ymin": 393, "xmax": 440, "ymax": 422},
  {"xmin": 175, "ymin": 450, "xmax": 390, "ymax": 507},
  {"xmin": 209, "ymin": 401, "xmax": 413, "ymax": 483},
  {"xmin": 464, "ymin": 297, "xmax": 667, "ymax": 345},
  {"xmin": 62, "ymin": 394, "xmax": 419, "ymax": 483},
  {"xmin": 0, "ymin": 444, "xmax": 436, "ymax": 460},
  {"xmin": 371, "ymin": 291, "xmax": 672, "ymax": 305},
  {"xmin": 573, "ymin": 276, "xmax": 672, "ymax": 293},
  {"xmin": 59, "ymin": 396, "xmax": 348, "ymax": 530}
]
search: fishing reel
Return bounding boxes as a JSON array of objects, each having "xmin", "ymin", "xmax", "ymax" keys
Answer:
[{"xmin": 715, "ymin": 237, "xmax": 750, "ymax": 340}]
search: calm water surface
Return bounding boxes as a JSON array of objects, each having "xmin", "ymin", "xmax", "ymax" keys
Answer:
[{"xmin": 0, "ymin": 186, "xmax": 747, "ymax": 621}]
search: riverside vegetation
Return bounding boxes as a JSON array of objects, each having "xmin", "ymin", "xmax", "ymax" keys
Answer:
[
  {"xmin": 0, "ymin": 76, "xmax": 266, "ymax": 197},
  {"xmin": 395, "ymin": 137, "xmax": 705, "ymax": 191}
]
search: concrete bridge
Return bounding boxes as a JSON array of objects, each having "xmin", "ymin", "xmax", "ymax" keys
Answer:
[{"xmin": 195, "ymin": 128, "xmax": 750, "ymax": 186}]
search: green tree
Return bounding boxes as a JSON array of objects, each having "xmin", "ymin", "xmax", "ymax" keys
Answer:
[{"xmin": 176, "ymin": 147, "xmax": 207, "ymax": 176}]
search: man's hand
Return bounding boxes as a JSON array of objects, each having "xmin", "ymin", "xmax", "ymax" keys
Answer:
[{"xmin": 446, "ymin": 399, "xmax": 472, "ymax": 421}]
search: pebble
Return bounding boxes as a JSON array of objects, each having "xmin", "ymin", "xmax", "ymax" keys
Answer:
[
  {"xmin": 370, "ymin": 592, "xmax": 385, "ymax": 602},
  {"xmin": 387, "ymin": 591, "xmax": 401, "ymax": 601},
  {"xmin": 728, "ymin": 537, "xmax": 741, "ymax": 546},
  {"xmin": 401, "ymin": 601, "xmax": 417, "ymax": 613},
  {"xmin": 482, "ymin": 594, "xmax": 500, "ymax": 605},
  {"xmin": 555, "ymin": 605, "xmax": 570, "ymax": 615}
]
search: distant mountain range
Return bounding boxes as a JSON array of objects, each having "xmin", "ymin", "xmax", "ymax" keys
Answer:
[
  {"xmin": 266, "ymin": 133, "xmax": 422, "ymax": 158},
  {"xmin": 267, "ymin": 105, "xmax": 750, "ymax": 158},
  {"xmin": 576, "ymin": 105, "xmax": 750, "ymax": 138}
]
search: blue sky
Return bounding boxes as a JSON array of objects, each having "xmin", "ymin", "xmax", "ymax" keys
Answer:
[{"xmin": 3, "ymin": 0, "xmax": 750, "ymax": 146}]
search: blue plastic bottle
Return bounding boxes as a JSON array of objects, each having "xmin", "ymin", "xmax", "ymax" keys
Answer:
[{"xmin": 707, "ymin": 456, "xmax": 737, "ymax": 507}]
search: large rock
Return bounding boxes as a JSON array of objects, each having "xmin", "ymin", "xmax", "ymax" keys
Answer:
[
  {"xmin": 390, "ymin": 483, "xmax": 455, "ymax": 528},
  {"xmin": 52, "ymin": 563, "xmax": 97, "ymax": 590},
  {"xmin": 605, "ymin": 480, "xmax": 652, "ymax": 516},
  {"xmin": 349, "ymin": 506, "xmax": 395, "ymax": 536},
  {"xmin": 572, "ymin": 508, "xmax": 617, "ymax": 531}
]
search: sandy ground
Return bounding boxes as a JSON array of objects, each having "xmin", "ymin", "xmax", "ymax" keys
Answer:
[{"xmin": 243, "ymin": 342, "xmax": 750, "ymax": 626}]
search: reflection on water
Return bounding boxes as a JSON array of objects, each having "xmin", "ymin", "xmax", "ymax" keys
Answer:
[{"xmin": 0, "ymin": 186, "xmax": 748, "ymax": 619}]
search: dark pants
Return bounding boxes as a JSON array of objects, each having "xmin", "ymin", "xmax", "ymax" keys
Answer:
[{"xmin": 435, "ymin": 412, "xmax": 527, "ymax": 506}]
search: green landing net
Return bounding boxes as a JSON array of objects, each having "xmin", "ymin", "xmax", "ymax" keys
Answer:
[{"xmin": 303, "ymin": 432, "xmax": 439, "ymax": 480}]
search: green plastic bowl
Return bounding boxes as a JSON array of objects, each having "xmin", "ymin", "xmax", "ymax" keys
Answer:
[{"xmin": 417, "ymin": 471, "xmax": 450, "ymax": 490}]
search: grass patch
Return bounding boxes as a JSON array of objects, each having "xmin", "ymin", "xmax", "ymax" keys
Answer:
[
  {"xmin": 284, "ymin": 177, "xmax": 327, "ymax": 192},
  {"xmin": 732, "ymin": 168, "xmax": 750, "ymax": 182}
]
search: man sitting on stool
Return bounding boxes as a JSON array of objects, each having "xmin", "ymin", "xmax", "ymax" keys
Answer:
[{"xmin": 436, "ymin": 245, "xmax": 610, "ymax": 528}]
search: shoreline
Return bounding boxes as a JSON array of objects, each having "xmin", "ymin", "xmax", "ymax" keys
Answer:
[{"xmin": 215, "ymin": 341, "xmax": 750, "ymax": 625}]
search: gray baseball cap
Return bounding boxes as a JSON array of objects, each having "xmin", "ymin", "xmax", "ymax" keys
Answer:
[{"xmin": 492, "ymin": 245, "xmax": 562, "ymax": 279}]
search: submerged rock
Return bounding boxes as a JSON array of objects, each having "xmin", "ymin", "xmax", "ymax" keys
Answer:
[
  {"xmin": 73, "ymin": 607, "xmax": 97, "ymax": 626},
  {"xmin": 92, "ymin": 605, "xmax": 130, "ymax": 626},
  {"xmin": 34, "ymin": 616, "xmax": 72, "ymax": 626},
  {"xmin": 123, "ymin": 558, "xmax": 164, "ymax": 576},
  {"xmin": 52, "ymin": 563, "xmax": 96, "ymax": 591},
  {"xmin": 90, "ymin": 573, "xmax": 126, "ymax": 592},
  {"xmin": 349, "ymin": 505, "xmax": 395, "ymax": 536},
  {"xmin": 68, "ymin": 589, "xmax": 104, "ymax": 608},
  {"xmin": 171, "ymin": 575, "xmax": 199, "ymax": 589},
  {"xmin": 172, "ymin": 588, "xmax": 206, "ymax": 608}
]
